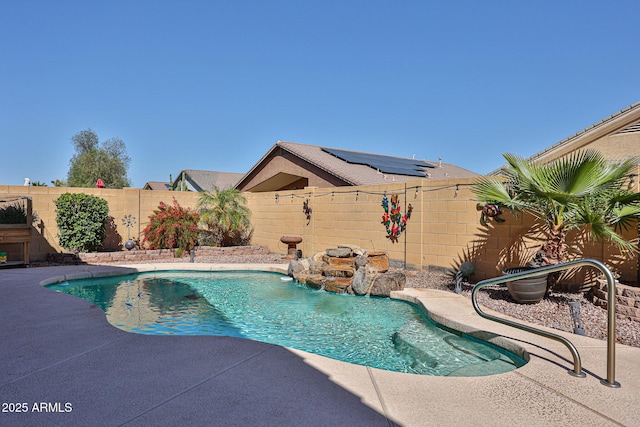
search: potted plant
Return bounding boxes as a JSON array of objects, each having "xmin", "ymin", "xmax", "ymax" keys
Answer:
[{"xmin": 472, "ymin": 150, "xmax": 640, "ymax": 303}]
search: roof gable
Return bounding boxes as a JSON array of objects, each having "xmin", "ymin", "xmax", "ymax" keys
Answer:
[
  {"xmin": 235, "ymin": 141, "xmax": 480, "ymax": 192},
  {"xmin": 143, "ymin": 181, "xmax": 170, "ymax": 190},
  {"xmin": 172, "ymin": 170, "xmax": 244, "ymax": 192}
]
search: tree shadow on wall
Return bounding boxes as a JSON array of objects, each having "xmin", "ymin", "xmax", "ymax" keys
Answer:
[
  {"xmin": 453, "ymin": 211, "xmax": 638, "ymax": 290},
  {"xmin": 561, "ymin": 227, "xmax": 638, "ymax": 288},
  {"xmin": 102, "ymin": 216, "xmax": 123, "ymax": 251},
  {"xmin": 450, "ymin": 211, "xmax": 546, "ymax": 285}
]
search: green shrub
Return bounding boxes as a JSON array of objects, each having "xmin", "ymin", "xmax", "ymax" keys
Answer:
[
  {"xmin": 197, "ymin": 186, "xmax": 252, "ymax": 247},
  {"xmin": 55, "ymin": 193, "xmax": 109, "ymax": 252},
  {"xmin": 141, "ymin": 199, "xmax": 200, "ymax": 257},
  {"xmin": 0, "ymin": 203, "xmax": 28, "ymax": 224}
]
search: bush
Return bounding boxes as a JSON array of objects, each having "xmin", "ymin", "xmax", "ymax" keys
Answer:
[
  {"xmin": 0, "ymin": 203, "xmax": 28, "ymax": 224},
  {"xmin": 55, "ymin": 193, "xmax": 109, "ymax": 252},
  {"xmin": 141, "ymin": 199, "xmax": 200, "ymax": 257},
  {"xmin": 197, "ymin": 187, "xmax": 253, "ymax": 247},
  {"xmin": 198, "ymin": 226, "xmax": 253, "ymax": 247}
]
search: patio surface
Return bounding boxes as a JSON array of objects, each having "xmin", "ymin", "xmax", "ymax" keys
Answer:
[{"xmin": 1, "ymin": 263, "xmax": 639, "ymax": 426}]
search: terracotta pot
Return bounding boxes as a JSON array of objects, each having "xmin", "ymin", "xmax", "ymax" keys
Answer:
[{"xmin": 503, "ymin": 267, "xmax": 548, "ymax": 304}]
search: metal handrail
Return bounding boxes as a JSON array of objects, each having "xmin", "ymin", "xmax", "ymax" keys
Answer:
[{"xmin": 471, "ymin": 258, "xmax": 620, "ymax": 388}]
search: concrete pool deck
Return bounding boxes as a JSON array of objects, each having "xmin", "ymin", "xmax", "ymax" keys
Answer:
[{"xmin": 1, "ymin": 263, "xmax": 639, "ymax": 426}]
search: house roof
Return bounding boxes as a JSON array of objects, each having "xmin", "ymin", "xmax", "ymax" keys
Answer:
[
  {"xmin": 529, "ymin": 101, "xmax": 640, "ymax": 163},
  {"xmin": 490, "ymin": 101, "xmax": 640, "ymax": 175},
  {"xmin": 173, "ymin": 170, "xmax": 245, "ymax": 192},
  {"xmin": 143, "ymin": 181, "xmax": 171, "ymax": 191},
  {"xmin": 235, "ymin": 141, "xmax": 480, "ymax": 191}
]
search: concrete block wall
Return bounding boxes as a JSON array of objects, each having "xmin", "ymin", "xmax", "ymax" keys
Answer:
[
  {"xmin": 1, "ymin": 180, "xmax": 637, "ymax": 285},
  {"xmin": 246, "ymin": 177, "xmax": 638, "ymax": 284},
  {"xmin": 0, "ymin": 186, "xmax": 200, "ymax": 261}
]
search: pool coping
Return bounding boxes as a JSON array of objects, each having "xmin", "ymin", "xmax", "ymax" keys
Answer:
[{"xmin": 3, "ymin": 263, "xmax": 640, "ymax": 426}]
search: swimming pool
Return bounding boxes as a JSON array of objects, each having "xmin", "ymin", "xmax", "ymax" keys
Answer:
[{"xmin": 46, "ymin": 270, "xmax": 525, "ymax": 376}]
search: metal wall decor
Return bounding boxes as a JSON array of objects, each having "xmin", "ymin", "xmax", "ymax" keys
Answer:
[{"xmin": 381, "ymin": 194, "xmax": 412, "ymax": 243}]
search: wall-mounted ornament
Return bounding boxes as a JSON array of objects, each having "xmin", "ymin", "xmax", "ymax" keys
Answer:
[
  {"xmin": 381, "ymin": 194, "xmax": 412, "ymax": 243},
  {"xmin": 303, "ymin": 199, "xmax": 312, "ymax": 225},
  {"xmin": 476, "ymin": 203, "xmax": 505, "ymax": 226}
]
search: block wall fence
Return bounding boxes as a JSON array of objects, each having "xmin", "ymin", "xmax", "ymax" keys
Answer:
[{"xmin": 1, "ymin": 180, "xmax": 637, "ymax": 284}]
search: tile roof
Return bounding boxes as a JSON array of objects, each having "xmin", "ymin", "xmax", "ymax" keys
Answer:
[
  {"xmin": 175, "ymin": 170, "xmax": 245, "ymax": 192},
  {"xmin": 275, "ymin": 141, "xmax": 480, "ymax": 185},
  {"xmin": 142, "ymin": 181, "xmax": 170, "ymax": 190}
]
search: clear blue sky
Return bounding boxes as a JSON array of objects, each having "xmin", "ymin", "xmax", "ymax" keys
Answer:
[{"xmin": 1, "ymin": 1, "xmax": 638, "ymax": 187}]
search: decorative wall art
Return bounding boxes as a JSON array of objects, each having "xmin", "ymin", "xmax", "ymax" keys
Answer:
[
  {"xmin": 476, "ymin": 203, "xmax": 505, "ymax": 226},
  {"xmin": 381, "ymin": 194, "xmax": 412, "ymax": 242},
  {"xmin": 303, "ymin": 199, "xmax": 312, "ymax": 225}
]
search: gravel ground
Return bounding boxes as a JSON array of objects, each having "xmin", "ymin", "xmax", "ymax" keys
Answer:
[
  {"xmin": 403, "ymin": 269, "xmax": 640, "ymax": 349},
  {"xmin": 114, "ymin": 252, "xmax": 640, "ymax": 349}
]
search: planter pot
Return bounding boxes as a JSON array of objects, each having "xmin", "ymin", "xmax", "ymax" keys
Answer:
[{"xmin": 503, "ymin": 267, "xmax": 548, "ymax": 304}]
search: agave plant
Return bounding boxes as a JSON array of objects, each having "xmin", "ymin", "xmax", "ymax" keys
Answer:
[{"xmin": 472, "ymin": 150, "xmax": 640, "ymax": 271}]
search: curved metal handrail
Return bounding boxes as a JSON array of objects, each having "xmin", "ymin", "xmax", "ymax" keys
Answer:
[{"xmin": 471, "ymin": 258, "xmax": 620, "ymax": 387}]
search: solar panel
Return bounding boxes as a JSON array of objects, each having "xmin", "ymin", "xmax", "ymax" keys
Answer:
[{"xmin": 321, "ymin": 147, "xmax": 435, "ymax": 177}]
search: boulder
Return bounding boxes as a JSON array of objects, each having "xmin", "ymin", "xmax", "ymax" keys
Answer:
[
  {"xmin": 321, "ymin": 265, "xmax": 355, "ymax": 278},
  {"xmin": 327, "ymin": 256, "xmax": 355, "ymax": 268},
  {"xmin": 367, "ymin": 251, "xmax": 389, "ymax": 273},
  {"xmin": 296, "ymin": 273, "xmax": 325, "ymax": 290},
  {"xmin": 308, "ymin": 260, "xmax": 326, "ymax": 275},
  {"xmin": 323, "ymin": 277, "xmax": 352, "ymax": 293},
  {"xmin": 354, "ymin": 254, "xmax": 368, "ymax": 269},
  {"xmin": 337, "ymin": 244, "xmax": 363, "ymax": 255},
  {"xmin": 312, "ymin": 251, "xmax": 327, "ymax": 263},
  {"xmin": 326, "ymin": 247, "xmax": 352, "ymax": 258},
  {"xmin": 288, "ymin": 259, "xmax": 307, "ymax": 276},
  {"xmin": 369, "ymin": 272, "xmax": 406, "ymax": 297},
  {"xmin": 351, "ymin": 265, "xmax": 377, "ymax": 296}
]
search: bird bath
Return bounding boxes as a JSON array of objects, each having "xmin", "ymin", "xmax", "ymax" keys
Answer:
[{"xmin": 280, "ymin": 236, "xmax": 302, "ymax": 260}]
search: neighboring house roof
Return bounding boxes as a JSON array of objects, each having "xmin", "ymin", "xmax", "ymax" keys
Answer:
[
  {"xmin": 171, "ymin": 169, "xmax": 244, "ymax": 192},
  {"xmin": 490, "ymin": 101, "xmax": 640, "ymax": 175},
  {"xmin": 143, "ymin": 181, "xmax": 171, "ymax": 191},
  {"xmin": 528, "ymin": 101, "xmax": 640, "ymax": 164},
  {"xmin": 235, "ymin": 141, "xmax": 480, "ymax": 192}
]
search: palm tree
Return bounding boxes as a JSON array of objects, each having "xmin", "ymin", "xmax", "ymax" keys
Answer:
[
  {"xmin": 197, "ymin": 186, "xmax": 252, "ymax": 246},
  {"xmin": 472, "ymin": 150, "xmax": 640, "ymax": 272}
]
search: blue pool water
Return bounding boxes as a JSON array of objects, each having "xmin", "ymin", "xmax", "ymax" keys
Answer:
[{"xmin": 46, "ymin": 270, "xmax": 525, "ymax": 376}]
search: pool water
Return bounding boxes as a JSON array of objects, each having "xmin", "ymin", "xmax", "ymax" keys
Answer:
[{"xmin": 47, "ymin": 270, "xmax": 525, "ymax": 376}]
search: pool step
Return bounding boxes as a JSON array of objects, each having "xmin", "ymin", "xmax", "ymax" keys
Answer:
[
  {"xmin": 446, "ymin": 358, "xmax": 521, "ymax": 377},
  {"xmin": 391, "ymin": 321, "xmax": 439, "ymax": 369},
  {"xmin": 392, "ymin": 319, "xmax": 520, "ymax": 376}
]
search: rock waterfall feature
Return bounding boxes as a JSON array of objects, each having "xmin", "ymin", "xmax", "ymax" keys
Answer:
[{"xmin": 287, "ymin": 245, "xmax": 405, "ymax": 297}]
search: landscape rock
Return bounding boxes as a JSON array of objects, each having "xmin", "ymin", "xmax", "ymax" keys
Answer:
[
  {"xmin": 351, "ymin": 265, "xmax": 377, "ymax": 296},
  {"xmin": 324, "ymin": 277, "xmax": 352, "ymax": 293},
  {"xmin": 337, "ymin": 244, "xmax": 363, "ymax": 255},
  {"xmin": 366, "ymin": 251, "xmax": 389, "ymax": 272},
  {"xmin": 311, "ymin": 251, "xmax": 327, "ymax": 263},
  {"xmin": 322, "ymin": 265, "xmax": 355, "ymax": 278},
  {"xmin": 326, "ymin": 247, "xmax": 352, "ymax": 258},
  {"xmin": 288, "ymin": 259, "xmax": 306, "ymax": 276},
  {"xmin": 327, "ymin": 256, "xmax": 355, "ymax": 268},
  {"xmin": 369, "ymin": 272, "xmax": 406, "ymax": 297},
  {"xmin": 308, "ymin": 260, "xmax": 326, "ymax": 275},
  {"xmin": 354, "ymin": 254, "xmax": 368, "ymax": 269}
]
